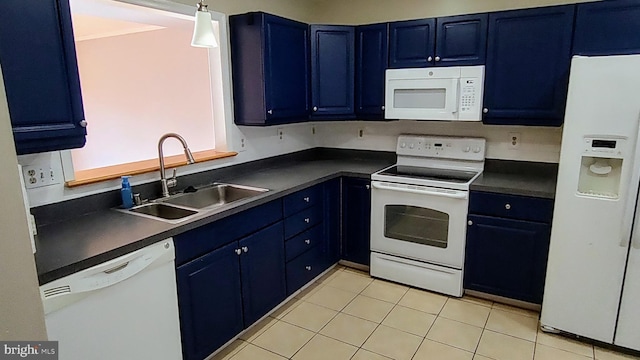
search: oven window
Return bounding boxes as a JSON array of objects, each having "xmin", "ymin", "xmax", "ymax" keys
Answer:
[
  {"xmin": 394, "ymin": 89, "xmax": 446, "ymax": 109},
  {"xmin": 384, "ymin": 205, "xmax": 449, "ymax": 248}
]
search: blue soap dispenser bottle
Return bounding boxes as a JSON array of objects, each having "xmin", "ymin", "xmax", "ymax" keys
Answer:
[{"xmin": 121, "ymin": 176, "xmax": 134, "ymax": 209}]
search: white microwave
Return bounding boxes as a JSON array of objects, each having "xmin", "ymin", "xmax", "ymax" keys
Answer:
[{"xmin": 385, "ymin": 66, "xmax": 485, "ymax": 121}]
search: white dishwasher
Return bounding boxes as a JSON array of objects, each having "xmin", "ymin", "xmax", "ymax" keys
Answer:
[{"xmin": 40, "ymin": 239, "xmax": 183, "ymax": 360}]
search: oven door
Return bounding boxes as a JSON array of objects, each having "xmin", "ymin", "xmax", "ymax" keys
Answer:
[{"xmin": 370, "ymin": 181, "xmax": 469, "ymax": 269}]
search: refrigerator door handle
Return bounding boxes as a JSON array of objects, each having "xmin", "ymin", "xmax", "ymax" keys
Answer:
[{"xmin": 622, "ymin": 115, "xmax": 640, "ymax": 248}]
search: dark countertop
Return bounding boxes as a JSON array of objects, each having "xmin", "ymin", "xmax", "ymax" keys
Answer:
[
  {"xmin": 35, "ymin": 156, "xmax": 393, "ymax": 285},
  {"xmin": 471, "ymin": 159, "xmax": 558, "ymax": 199},
  {"xmin": 35, "ymin": 153, "xmax": 559, "ymax": 285}
]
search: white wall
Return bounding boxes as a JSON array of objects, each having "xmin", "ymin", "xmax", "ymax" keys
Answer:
[
  {"xmin": 72, "ymin": 26, "xmax": 214, "ymax": 170},
  {"xmin": 0, "ymin": 67, "xmax": 47, "ymax": 340},
  {"xmin": 315, "ymin": 121, "xmax": 562, "ymax": 163}
]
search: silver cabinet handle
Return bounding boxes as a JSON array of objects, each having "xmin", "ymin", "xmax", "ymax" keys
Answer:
[
  {"xmin": 366, "ymin": 185, "xmax": 370, "ymax": 190},
  {"xmin": 468, "ymin": 220, "xmax": 473, "ymax": 226},
  {"xmin": 505, "ymin": 204, "xmax": 511, "ymax": 210},
  {"xmin": 235, "ymin": 249, "xmax": 242, "ymax": 255},
  {"xmin": 483, "ymin": 108, "xmax": 489, "ymax": 114},
  {"xmin": 435, "ymin": 56, "xmax": 441, "ymax": 62},
  {"xmin": 242, "ymin": 246, "xmax": 249, "ymax": 253},
  {"xmin": 381, "ymin": 105, "xmax": 385, "ymax": 110},
  {"xmin": 304, "ymin": 197, "xmax": 310, "ymax": 202},
  {"xmin": 267, "ymin": 110, "xmax": 273, "ymax": 115},
  {"xmin": 304, "ymin": 218, "xmax": 310, "ymax": 224},
  {"xmin": 313, "ymin": 106, "xmax": 318, "ymax": 111},
  {"xmin": 305, "ymin": 266, "xmax": 312, "ymax": 271},
  {"xmin": 305, "ymin": 239, "xmax": 311, "ymax": 245},
  {"xmin": 79, "ymin": 120, "xmax": 88, "ymax": 128},
  {"xmin": 427, "ymin": 56, "xmax": 433, "ymax": 62}
]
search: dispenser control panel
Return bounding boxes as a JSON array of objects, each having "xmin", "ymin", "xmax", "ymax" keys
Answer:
[{"xmin": 584, "ymin": 137, "xmax": 624, "ymax": 156}]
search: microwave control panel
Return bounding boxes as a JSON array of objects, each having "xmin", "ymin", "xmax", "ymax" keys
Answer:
[{"xmin": 458, "ymin": 74, "xmax": 484, "ymax": 121}]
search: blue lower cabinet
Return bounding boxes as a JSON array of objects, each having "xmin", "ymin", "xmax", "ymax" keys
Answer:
[
  {"xmin": 464, "ymin": 214, "xmax": 551, "ymax": 304},
  {"xmin": 176, "ymin": 242, "xmax": 243, "ymax": 360},
  {"xmin": 323, "ymin": 178, "xmax": 342, "ymax": 266},
  {"xmin": 286, "ymin": 224, "xmax": 323, "ymax": 262},
  {"xmin": 286, "ymin": 245, "xmax": 325, "ymax": 295},
  {"xmin": 341, "ymin": 178, "xmax": 371, "ymax": 266},
  {"xmin": 239, "ymin": 222, "xmax": 286, "ymax": 326}
]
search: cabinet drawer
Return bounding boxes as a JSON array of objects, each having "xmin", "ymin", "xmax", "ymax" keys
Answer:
[
  {"xmin": 286, "ymin": 245, "xmax": 324, "ymax": 295},
  {"xmin": 283, "ymin": 185, "xmax": 322, "ymax": 217},
  {"xmin": 286, "ymin": 224, "xmax": 322, "ymax": 262},
  {"xmin": 469, "ymin": 191, "xmax": 553, "ymax": 223},
  {"xmin": 284, "ymin": 205, "xmax": 323, "ymax": 239},
  {"xmin": 175, "ymin": 200, "xmax": 283, "ymax": 265}
]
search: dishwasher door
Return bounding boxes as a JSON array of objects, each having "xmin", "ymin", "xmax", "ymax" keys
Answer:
[{"xmin": 40, "ymin": 239, "xmax": 182, "ymax": 360}]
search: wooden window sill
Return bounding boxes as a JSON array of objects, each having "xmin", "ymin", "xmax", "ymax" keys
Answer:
[{"xmin": 66, "ymin": 150, "xmax": 238, "ymax": 187}]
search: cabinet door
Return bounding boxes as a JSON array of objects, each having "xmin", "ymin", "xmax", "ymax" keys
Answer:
[
  {"xmin": 435, "ymin": 14, "xmax": 488, "ymax": 66},
  {"xmin": 464, "ymin": 214, "xmax": 551, "ymax": 304},
  {"xmin": 323, "ymin": 178, "xmax": 341, "ymax": 266},
  {"xmin": 573, "ymin": 0, "xmax": 640, "ymax": 56},
  {"xmin": 239, "ymin": 222, "xmax": 286, "ymax": 327},
  {"xmin": 342, "ymin": 178, "xmax": 371, "ymax": 266},
  {"xmin": 310, "ymin": 25, "xmax": 355, "ymax": 118},
  {"xmin": 264, "ymin": 14, "xmax": 310, "ymax": 121},
  {"xmin": 389, "ymin": 19, "xmax": 436, "ymax": 68},
  {"xmin": 483, "ymin": 6, "xmax": 575, "ymax": 126},
  {"xmin": 0, "ymin": 0, "xmax": 86, "ymax": 154},
  {"xmin": 176, "ymin": 242, "xmax": 243, "ymax": 360},
  {"xmin": 230, "ymin": 13, "xmax": 310, "ymax": 125},
  {"xmin": 355, "ymin": 24, "xmax": 388, "ymax": 119}
]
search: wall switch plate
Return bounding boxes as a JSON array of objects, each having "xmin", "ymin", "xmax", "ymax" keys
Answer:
[
  {"xmin": 508, "ymin": 132, "xmax": 521, "ymax": 150},
  {"xmin": 23, "ymin": 165, "xmax": 60, "ymax": 188}
]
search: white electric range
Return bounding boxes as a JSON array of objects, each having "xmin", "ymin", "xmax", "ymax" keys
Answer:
[{"xmin": 370, "ymin": 134, "xmax": 486, "ymax": 297}]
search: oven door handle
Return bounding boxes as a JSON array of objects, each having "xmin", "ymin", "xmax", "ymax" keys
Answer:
[{"xmin": 372, "ymin": 181, "xmax": 468, "ymax": 199}]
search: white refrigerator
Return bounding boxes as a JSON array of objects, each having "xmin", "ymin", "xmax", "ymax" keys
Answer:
[{"xmin": 541, "ymin": 55, "xmax": 640, "ymax": 350}]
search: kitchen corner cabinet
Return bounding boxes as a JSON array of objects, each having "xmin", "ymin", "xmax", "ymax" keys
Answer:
[
  {"xmin": 310, "ymin": 25, "xmax": 356, "ymax": 119},
  {"xmin": 355, "ymin": 24, "xmax": 389, "ymax": 120},
  {"xmin": 464, "ymin": 191, "xmax": 553, "ymax": 304},
  {"xmin": 573, "ymin": 0, "xmax": 640, "ymax": 56},
  {"xmin": 483, "ymin": 6, "xmax": 575, "ymax": 126},
  {"xmin": 342, "ymin": 178, "xmax": 372, "ymax": 266},
  {"xmin": 230, "ymin": 12, "xmax": 310, "ymax": 126},
  {"xmin": 175, "ymin": 201, "xmax": 285, "ymax": 360},
  {"xmin": 0, "ymin": 0, "xmax": 87, "ymax": 155}
]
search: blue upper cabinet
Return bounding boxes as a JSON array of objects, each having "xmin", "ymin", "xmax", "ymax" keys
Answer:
[
  {"xmin": 0, "ymin": 0, "xmax": 86, "ymax": 155},
  {"xmin": 389, "ymin": 19, "xmax": 436, "ymax": 68},
  {"xmin": 483, "ymin": 6, "xmax": 575, "ymax": 126},
  {"xmin": 435, "ymin": 14, "xmax": 488, "ymax": 66},
  {"xmin": 355, "ymin": 24, "xmax": 388, "ymax": 120},
  {"xmin": 230, "ymin": 12, "xmax": 310, "ymax": 125},
  {"xmin": 310, "ymin": 25, "xmax": 356, "ymax": 119},
  {"xmin": 573, "ymin": 0, "xmax": 640, "ymax": 56}
]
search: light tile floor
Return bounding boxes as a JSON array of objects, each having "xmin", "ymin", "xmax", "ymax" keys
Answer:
[{"xmin": 213, "ymin": 266, "xmax": 640, "ymax": 360}]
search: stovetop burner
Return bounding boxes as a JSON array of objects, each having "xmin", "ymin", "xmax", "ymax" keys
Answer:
[{"xmin": 378, "ymin": 165, "xmax": 479, "ymax": 184}]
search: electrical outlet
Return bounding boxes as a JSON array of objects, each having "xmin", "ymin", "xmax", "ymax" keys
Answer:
[
  {"xmin": 508, "ymin": 132, "xmax": 521, "ymax": 150},
  {"xmin": 238, "ymin": 137, "xmax": 247, "ymax": 152},
  {"xmin": 357, "ymin": 128, "xmax": 365, "ymax": 140},
  {"xmin": 277, "ymin": 128, "xmax": 284, "ymax": 143},
  {"xmin": 23, "ymin": 165, "xmax": 60, "ymax": 189}
]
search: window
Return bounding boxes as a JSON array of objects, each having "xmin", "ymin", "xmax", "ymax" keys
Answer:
[{"xmin": 66, "ymin": 0, "xmax": 233, "ymax": 186}]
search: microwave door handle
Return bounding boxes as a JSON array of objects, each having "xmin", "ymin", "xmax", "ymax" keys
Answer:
[{"xmin": 449, "ymin": 79, "xmax": 460, "ymax": 114}]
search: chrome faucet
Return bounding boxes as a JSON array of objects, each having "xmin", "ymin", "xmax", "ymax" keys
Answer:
[{"xmin": 158, "ymin": 133, "xmax": 196, "ymax": 197}]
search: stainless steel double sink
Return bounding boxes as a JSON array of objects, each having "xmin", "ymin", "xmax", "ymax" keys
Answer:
[{"xmin": 121, "ymin": 184, "xmax": 269, "ymax": 223}]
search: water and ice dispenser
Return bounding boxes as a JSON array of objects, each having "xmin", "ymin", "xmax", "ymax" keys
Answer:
[{"xmin": 577, "ymin": 137, "xmax": 626, "ymax": 199}]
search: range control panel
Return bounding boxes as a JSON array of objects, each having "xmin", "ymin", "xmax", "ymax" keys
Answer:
[{"xmin": 396, "ymin": 135, "xmax": 486, "ymax": 161}]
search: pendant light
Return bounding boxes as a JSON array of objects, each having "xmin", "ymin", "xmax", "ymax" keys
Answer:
[{"xmin": 191, "ymin": 1, "xmax": 218, "ymax": 48}]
